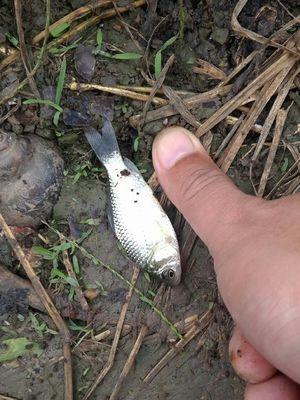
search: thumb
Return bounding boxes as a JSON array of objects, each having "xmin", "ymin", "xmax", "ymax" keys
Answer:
[{"xmin": 152, "ymin": 127, "xmax": 249, "ymax": 252}]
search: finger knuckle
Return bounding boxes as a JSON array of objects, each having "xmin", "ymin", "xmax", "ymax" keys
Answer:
[{"xmin": 178, "ymin": 164, "xmax": 224, "ymax": 206}]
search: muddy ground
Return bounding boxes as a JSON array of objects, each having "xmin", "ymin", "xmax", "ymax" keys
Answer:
[{"xmin": 0, "ymin": 0, "xmax": 299, "ymax": 399}]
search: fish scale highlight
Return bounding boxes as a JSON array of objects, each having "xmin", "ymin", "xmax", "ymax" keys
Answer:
[{"xmin": 84, "ymin": 118, "xmax": 182, "ymax": 286}]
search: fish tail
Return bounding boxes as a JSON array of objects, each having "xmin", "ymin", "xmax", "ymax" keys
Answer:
[{"xmin": 84, "ymin": 118, "xmax": 121, "ymax": 165}]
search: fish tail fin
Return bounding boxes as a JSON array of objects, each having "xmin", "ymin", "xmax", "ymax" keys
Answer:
[{"xmin": 84, "ymin": 118, "xmax": 121, "ymax": 165}]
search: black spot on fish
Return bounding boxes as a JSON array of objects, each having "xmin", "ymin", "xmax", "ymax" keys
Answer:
[
  {"xmin": 120, "ymin": 169, "xmax": 130, "ymax": 176},
  {"xmin": 136, "ymin": 192, "xmax": 139, "ymax": 195},
  {"xmin": 131, "ymin": 188, "xmax": 134, "ymax": 192},
  {"xmin": 134, "ymin": 200, "xmax": 138, "ymax": 203}
]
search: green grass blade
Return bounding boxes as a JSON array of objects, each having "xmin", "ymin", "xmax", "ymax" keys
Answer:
[
  {"xmin": 23, "ymin": 99, "xmax": 63, "ymax": 112},
  {"xmin": 154, "ymin": 50, "xmax": 162, "ymax": 79},
  {"xmin": 55, "ymin": 56, "xmax": 67, "ymax": 105},
  {"xmin": 96, "ymin": 29, "xmax": 103, "ymax": 49},
  {"xmin": 160, "ymin": 34, "xmax": 178, "ymax": 52},
  {"xmin": 112, "ymin": 52, "xmax": 142, "ymax": 60},
  {"xmin": 154, "ymin": 34, "xmax": 178, "ymax": 79},
  {"xmin": 50, "ymin": 22, "xmax": 70, "ymax": 38},
  {"xmin": 53, "ymin": 110, "xmax": 61, "ymax": 126}
]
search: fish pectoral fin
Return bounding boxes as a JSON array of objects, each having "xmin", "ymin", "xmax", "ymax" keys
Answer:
[{"xmin": 123, "ymin": 158, "xmax": 143, "ymax": 177}]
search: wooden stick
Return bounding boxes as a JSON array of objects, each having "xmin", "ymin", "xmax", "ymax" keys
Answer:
[
  {"xmin": 143, "ymin": 309, "xmax": 212, "ymax": 384},
  {"xmin": 0, "ymin": 0, "xmax": 146, "ymax": 72},
  {"xmin": 82, "ymin": 265, "xmax": 140, "ymax": 400},
  {"xmin": 45, "ymin": 0, "xmax": 146, "ymax": 52},
  {"xmin": 231, "ymin": 0, "xmax": 300, "ymax": 56},
  {"xmin": 62, "ymin": 249, "xmax": 90, "ymax": 312},
  {"xmin": 252, "ymin": 68, "xmax": 299, "ymax": 162},
  {"xmin": 266, "ymin": 158, "xmax": 300, "ymax": 199},
  {"xmin": 195, "ymin": 53, "xmax": 295, "ymax": 138},
  {"xmin": 162, "ymin": 85, "xmax": 201, "ymax": 128},
  {"xmin": 193, "ymin": 58, "xmax": 227, "ymax": 80},
  {"xmin": 130, "ymin": 85, "xmax": 232, "ymax": 127},
  {"xmin": 0, "ymin": 396, "xmax": 18, "ymax": 400},
  {"xmin": 214, "ymin": 114, "xmax": 244, "ymax": 160},
  {"xmin": 0, "ymin": 214, "xmax": 73, "ymax": 400},
  {"xmin": 34, "ymin": 0, "xmax": 112, "ymax": 44},
  {"xmin": 66, "ymin": 82, "xmax": 167, "ymax": 105},
  {"xmin": 219, "ymin": 51, "xmax": 256, "ymax": 87},
  {"xmin": 258, "ymin": 108, "xmax": 288, "ymax": 196},
  {"xmin": 140, "ymin": 54, "xmax": 175, "ymax": 126},
  {"xmin": 13, "ymin": 0, "xmax": 40, "ymax": 97},
  {"xmin": 219, "ymin": 65, "xmax": 293, "ymax": 172},
  {"xmin": 115, "ymin": 85, "xmax": 194, "ymax": 96},
  {"xmin": 109, "ymin": 325, "xmax": 148, "ymax": 400},
  {"xmin": 112, "ymin": 1, "xmax": 144, "ymax": 52}
]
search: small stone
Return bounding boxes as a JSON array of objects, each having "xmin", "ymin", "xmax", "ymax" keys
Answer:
[
  {"xmin": 74, "ymin": 44, "xmax": 96, "ymax": 82},
  {"xmin": 35, "ymin": 127, "xmax": 54, "ymax": 139},
  {"xmin": 84, "ymin": 288, "xmax": 100, "ymax": 301},
  {"xmin": 211, "ymin": 27, "xmax": 229, "ymax": 45},
  {"xmin": 11, "ymin": 124, "xmax": 23, "ymax": 134},
  {"xmin": 143, "ymin": 120, "xmax": 164, "ymax": 135},
  {"xmin": 23, "ymin": 124, "xmax": 36, "ymax": 133},
  {"xmin": 58, "ymin": 132, "xmax": 79, "ymax": 146}
]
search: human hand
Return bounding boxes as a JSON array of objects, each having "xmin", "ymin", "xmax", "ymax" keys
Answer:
[{"xmin": 152, "ymin": 126, "xmax": 300, "ymax": 399}]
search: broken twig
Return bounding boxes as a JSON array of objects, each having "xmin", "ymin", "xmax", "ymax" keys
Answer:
[
  {"xmin": 0, "ymin": 214, "xmax": 73, "ymax": 400},
  {"xmin": 143, "ymin": 309, "xmax": 212, "ymax": 384},
  {"xmin": 258, "ymin": 108, "xmax": 289, "ymax": 196},
  {"xmin": 67, "ymin": 82, "xmax": 167, "ymax": 105},
  {"xmin": 109, "ymin": 325, "xmax": 148, "ymax": 400},
  {"xmin": 82, "ymin": 265, "xmax": 140, "ymax": 400}
]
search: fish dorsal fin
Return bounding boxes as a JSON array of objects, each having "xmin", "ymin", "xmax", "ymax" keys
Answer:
[{"xmin": 123, "ymin": 158, "xmax": 143, "ymax": 177}]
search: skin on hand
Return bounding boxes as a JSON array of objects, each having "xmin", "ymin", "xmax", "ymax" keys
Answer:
[
  {"xmin": 245, "ymin": 375, "xmax": 300, "ymax": 400},
  {"xmin": 229, "ymin": 326, "xmax": 277, "ymax": 384},
  {"xmin": 152, "ymin": 126, "xmax": 300, "ymax": 399}
]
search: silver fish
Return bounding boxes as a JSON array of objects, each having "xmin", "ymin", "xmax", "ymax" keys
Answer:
[{"xmin": 84, "ymin": 118, "xmax": 181, "ymax": 286}]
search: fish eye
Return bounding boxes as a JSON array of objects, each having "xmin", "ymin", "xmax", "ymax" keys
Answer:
[
  {"xmin": 168, "ymin": 269, "xmax": 175, "ymax": 279},
  {"xmin": 163, "ymin": 269, "xmax": 176, "ymax": 281}
]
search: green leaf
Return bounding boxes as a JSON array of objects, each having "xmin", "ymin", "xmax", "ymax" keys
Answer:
[
  {"xmin": 77, "ymin": 229, "xmax": 93, "ymax": 244},
  {"xmin": 160, "ymin": 34, "xmax": 178, "ymax": 52},
  {"xmin": 96, "ymin": 29, "xmax": 103, "ymax": 49},
  {"xmin": 111, "ymin": 52, "xmax": 142, "ymax": 60},
  {"xmin": 49, "ymin": 41, "xmax": 79, "ymax": 55},
  {"xmin": 50, "ymin": 22, "xmax": 70, "ymax": 38},
  {"xmin": 133, "ymin": 136, "xmax": 140, "ymax": 152},
  {"xmin": 69, "ymin": 320, "xmax": 90, "ymax": 332},
  {"xmin": 31, "ymin": 246, "xmax": 55, "ymax": 260},
  {"xmin": 55, "ymin": 56, "xmax": 67, "ymax": 105},
  {"xmin": 5, "ymin": 32, "xmax": 19, "ymax": 47},
  {"xmin": 154, "ymin": 50, "xmax": 162, "ymax": 79},
  {"xmin": 51, "ymin": 267, "xmax": 66, "ymax": 280},
  {"xmin": 53, "ymin": 110, "xmax": 61, "ymax": 126},
  {"xmin": 281, "ymin": 157, "xmax": 289, "ymax": 173},
  {"xmin": 154, "ymin": 34, "xmax": 178, "ymax": 79},
  {"xmin": 68, "ymin": 286, "xmax": 75, "ymax": 301},
  {"xmin": 93, "ymin": 49, "xmax": 113, "ymax": 58},
  {"xmin": 0, "ymin": 338, "xmax": 42, "ymax": 362},
  {"xmin": 51, "ymin": 242, "xmax": 73, "ymax": 252},
  {"xmin": 72, "ymin": 255, "xmax": 80, "ymax": 275},
  {"xmin": 23, "ymin": 99, "xmax": 63, "ymax": 112},
  {"xmin": 51, "ymin": 56, "xmax": 66, "ymax": 126}
]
